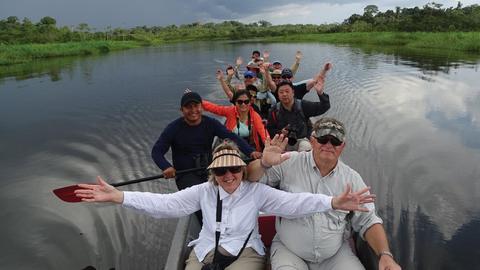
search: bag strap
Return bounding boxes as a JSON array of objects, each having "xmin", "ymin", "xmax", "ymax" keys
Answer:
[
  {"xmin": 235, "ymin": 229, "xmax": 254, "ymax": 259},
  {"xmin": 212, "ymin": 190, "xmax": 222, "ymax": 264},
  {"xmin": 213, "ymin": 189, "xmax": 254, "ymax": 263}
]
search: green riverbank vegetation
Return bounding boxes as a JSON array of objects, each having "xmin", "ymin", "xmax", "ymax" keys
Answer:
[
  {"xmin": 1, "ymin": 2, "xmax": 480, "ymax": 65},
  {"xmin": 0, "ymin": 41, "xmax": 139, "ymax": 65},
  {"xmin": 263, "ymin": 32, "xmax": 480, "ymax": 52}
]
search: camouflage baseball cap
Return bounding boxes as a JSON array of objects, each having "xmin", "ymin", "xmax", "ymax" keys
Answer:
[{"xmin": 312, "ymin": 118, "xmax": 346, "ymax": 142}]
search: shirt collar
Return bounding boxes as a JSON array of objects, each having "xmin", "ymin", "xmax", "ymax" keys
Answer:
[
  {"xmin": 218, "ymin": 181, "xmax": 244, "ymax": 200},
  {"xmin": 308, "ymin": 151, "xmax": 340, "ymax": 177}
]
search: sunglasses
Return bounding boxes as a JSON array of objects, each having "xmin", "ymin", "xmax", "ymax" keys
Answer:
[
  {"xmin": 315, "ymin": 135, "xmax": 342, "ymax": 146},
  {"xmin": 212, "ymin": 166, "xmax": 243, "ymax": 176},
  {"xmin": 244, "ymin": 75, "xmax": 254, "ymax": 79},
  {"xmin": 236, "ymin": 99, "xmax": 250, "ymax": 105},
  {"xmin": 272, "ymin": 76, "xmax": 281, "ymax": 80},
  {"xmin": 281, "ymin": 75, "xmax": 293, "ymax": 79}
]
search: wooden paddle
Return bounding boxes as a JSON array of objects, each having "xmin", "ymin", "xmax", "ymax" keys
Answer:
[{"xmin": 53, "ymin": 166, "xmax": 207, "ymax": 203}]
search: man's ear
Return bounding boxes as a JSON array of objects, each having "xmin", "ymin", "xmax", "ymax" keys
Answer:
[{"xmin": 339, "ymin": 141, "xmax": 346, "ymax": 151}]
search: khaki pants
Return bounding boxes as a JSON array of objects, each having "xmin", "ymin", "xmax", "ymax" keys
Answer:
[
  {"xmin": 185, "ymin": 247, "xmax": 266, "ymax": 270},
  {"xmin": 270, "ymin": 240, "xmax": 364, "ymax": 270}
]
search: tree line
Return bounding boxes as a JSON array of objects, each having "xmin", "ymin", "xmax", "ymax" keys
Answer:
[{"xmin": 1, "ymin": 2, "xmax": 479, "ymax": 45}]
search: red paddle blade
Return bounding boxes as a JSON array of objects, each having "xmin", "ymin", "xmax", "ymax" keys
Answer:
[{"xmin": 53, "ymin": 184, "xmax": 86, "ymax": 203}]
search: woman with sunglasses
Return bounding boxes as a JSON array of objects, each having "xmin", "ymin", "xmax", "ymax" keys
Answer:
[
  {"xmin": 202, "ymin": 90, "xmax": 267, "ymax": 152},
  {"xmin": 74, "ymin": 138, "xmax": 375, "ymax": 270}
]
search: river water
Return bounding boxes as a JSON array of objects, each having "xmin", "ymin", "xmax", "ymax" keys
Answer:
[{"xmin": 1, "ymin": 42, "xmax": 479, "ymax": 270}]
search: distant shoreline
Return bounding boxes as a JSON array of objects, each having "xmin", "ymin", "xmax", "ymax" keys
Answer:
[{"xmin": 1, "ymin": 32, "xmax": 479, "ymax": 66}]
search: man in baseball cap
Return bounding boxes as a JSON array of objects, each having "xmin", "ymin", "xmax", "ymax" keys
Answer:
[
  {"xmin": 247, "ymin": 117, "xmax": 401, "ymax": 270},
  {"xmin": 312, "ymin": 117, "xmax": 346, "ymax": 144},
  {"xmin": 180, "ymin": 91, "xmax": 202, "ymax": 107},
  {"xmin": 152, "ymin": 90, "xmax": 257, "ymax": 223}
]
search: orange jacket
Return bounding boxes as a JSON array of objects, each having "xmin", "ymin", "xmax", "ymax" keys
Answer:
[{"xmin": 202, "ymin": 100, "xmax": 267, "ymax": 151}]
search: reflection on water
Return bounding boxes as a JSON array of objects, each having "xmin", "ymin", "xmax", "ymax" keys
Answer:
[
  {"xmin": 355, "ymin": 44, "xmax": 479, "ymax": 74},
  {"xmin": 1, "ymin": 42, "xmax": 479, "ymax": 269},
  {"xmin": 0, "ymin": 55, "xmax": 97, "ymax": 83}
]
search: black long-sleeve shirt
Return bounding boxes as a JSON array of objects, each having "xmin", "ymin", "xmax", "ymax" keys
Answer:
[{"xmin": 151, "ymin": 116, "xmax": 254, "ymax": 171}]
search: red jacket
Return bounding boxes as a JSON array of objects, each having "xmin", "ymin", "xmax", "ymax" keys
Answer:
[{"xmin": 202, "ymin": 100, "xmax": 267, "ymax": 151}]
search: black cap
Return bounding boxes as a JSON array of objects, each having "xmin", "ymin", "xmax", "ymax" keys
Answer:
[
  {"xmin": 180, "ymin": 92, "xmax": 202, "ymax": 107},
  {"xmin": 281, "ymin": 68, "xmax": 293, "ymax": 78}
]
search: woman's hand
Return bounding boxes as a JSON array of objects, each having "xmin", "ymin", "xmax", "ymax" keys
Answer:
[
  {"xmin": 331, "ymin": 184, "xmax": 376, "ymax": 212},
  {"xmin": 75, "ymin": 176, "xmax": 124, "ymax": 204}
]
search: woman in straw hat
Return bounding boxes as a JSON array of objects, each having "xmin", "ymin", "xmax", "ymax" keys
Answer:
[{"xmin": 75, "ymin": 136, "xmax": 375, "ymax": 270}]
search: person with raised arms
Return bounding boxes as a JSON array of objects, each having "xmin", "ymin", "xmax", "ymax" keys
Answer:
[
  {"xmin": 267, "ymin": 78, "xmax": 330, "ymax": 151},
  {"xmin": 75, "ymin": 139, "xmax": 376, "ymax": 270},
  {"xmin": 202, "ymin": 89, "xmax": 268, "ymax": 152}
]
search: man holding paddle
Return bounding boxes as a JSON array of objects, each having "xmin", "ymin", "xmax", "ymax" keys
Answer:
[{"xmin": 151, "ymin": 91, "xmax": 261, "ymax": 194}]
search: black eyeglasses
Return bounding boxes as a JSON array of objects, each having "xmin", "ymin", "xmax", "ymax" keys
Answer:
[
  {"xmin": 212, "ymin": 166, "xmax": 243, "ymax": 176},
  {"xmin": 236, "ymin": 99, "xmax": 250, "ymax": 105},
  {"xmin": 315, "ymin": 135, "xmax": 342, "ymax": 146}
]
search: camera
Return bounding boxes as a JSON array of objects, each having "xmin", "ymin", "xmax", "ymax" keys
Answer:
[{"xmin": 285, "ymin": 126, "xmax": 298, "ymax": 146}]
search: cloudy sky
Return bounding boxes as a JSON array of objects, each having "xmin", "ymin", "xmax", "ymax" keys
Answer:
[{"xmin": 1, "ymin": 0, "xmax": 477, "ymax": 29}]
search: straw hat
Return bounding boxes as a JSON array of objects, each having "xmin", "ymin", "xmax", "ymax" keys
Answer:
[{"xmin": 207, "ymin": 149, "xmax": 246, "ymax": 169}]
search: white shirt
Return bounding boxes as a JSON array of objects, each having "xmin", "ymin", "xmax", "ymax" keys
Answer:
[{"xmin": 122, "ymin": 181, "xmax": 333, "ymax": 262}]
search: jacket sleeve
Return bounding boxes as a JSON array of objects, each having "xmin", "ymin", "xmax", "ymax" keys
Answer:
[
  {"xmin": 266, "ymin": 91, "xmax": 277, "ymax": 105},
  {"xmin": 211, "ymin": 118, "xmax": 254, "ymax": 156},
  {"xmin": 202, "ymin": 100, "xmax": 230, "ymax": 117},
  {"xmin": 251, "ymin": 110, "xmax": 267, "ymax": 143},
  {"xmin": 151, "ymin": 122, "xmax": 175, "ymax": 170},
  {"xmin": 301, "ymin": 93, "xmax": 330, "ymax": 118}
]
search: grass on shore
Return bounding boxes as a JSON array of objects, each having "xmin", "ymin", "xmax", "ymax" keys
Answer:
[
  {"xmin": 262, "ymin": 32, "xmax": 480, "ymax": 53},
  {"xmin": 0, "ymin": 40, "xmax": 141, "ymax": 66},
  {"xmin": 1, "ymin": 32, "xmax": 479, "ymax": 67}
]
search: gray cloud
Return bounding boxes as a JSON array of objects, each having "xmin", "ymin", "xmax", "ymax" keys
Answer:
[{"xmin": 0, "ymin": 0, "xmax": 476, "ymax": 29}]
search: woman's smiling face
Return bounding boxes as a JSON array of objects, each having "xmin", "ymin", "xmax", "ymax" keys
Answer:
[{"xmin": 213, "ymin": 166, "xmax": 244, "ymax": 194}]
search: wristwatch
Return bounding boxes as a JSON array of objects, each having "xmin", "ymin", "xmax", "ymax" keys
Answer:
[{"xmin": 379, "ymin": 251, "xmax": 394, "ymax": 260}]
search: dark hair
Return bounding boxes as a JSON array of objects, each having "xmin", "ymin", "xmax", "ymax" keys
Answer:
[
  {"xmin": 246, "ymin": 84, "xmax": 258, "ymax": 93},
  {"xmin": 276, "ymin": 80, "xmax": 294, "ymax": 92},
  {"xmin": 252, "ymin": 50, "xmax": 261, "ymax": 56},
  {"xmin": 225, "ymin": 65, "xmax": 234, "ymax": 74},
  {"xmin": 232, "ymin": 89, "xmax": 251, "ymax": 103}
]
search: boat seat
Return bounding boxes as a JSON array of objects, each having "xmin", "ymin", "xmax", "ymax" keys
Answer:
[{"xmin": 258, "ymin": 215, "xmax": 276, "ymax": 248}]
